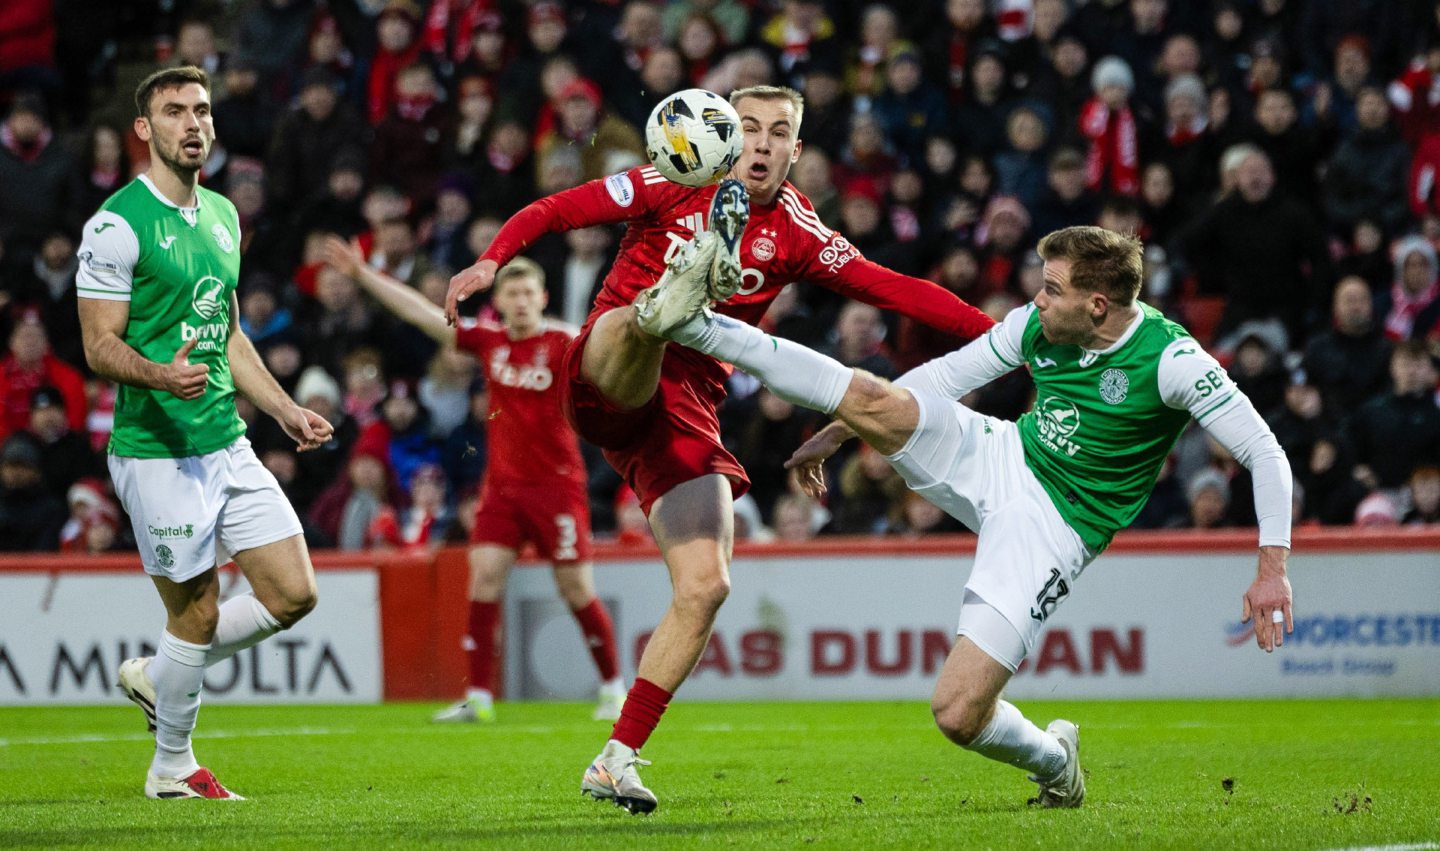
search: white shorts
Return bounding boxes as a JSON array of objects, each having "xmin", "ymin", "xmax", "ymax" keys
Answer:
[
  {"xmin": 885, "ymin": 389, "xmax": 1094, "ymax": 663},
  {"xmin": 109, "ymin": 437, "xmax": 303, "ymax": 582}
]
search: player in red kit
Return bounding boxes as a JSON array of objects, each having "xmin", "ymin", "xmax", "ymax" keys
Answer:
[
  {"xmin": 325, "ymin": 239, "xmax": 625, "ymax": 722},
  {"xmin": 445, "ymin": 85, "xmax": 994, "ymax": 814}
]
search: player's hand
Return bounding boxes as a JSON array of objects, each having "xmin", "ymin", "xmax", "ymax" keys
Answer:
[
  {"xmin": 279, "ymin": 404, "xmax": 334, "ymax": 452},
  {"xmin": 165, "ymin": 338, "xmax": 209, "ymax": 400},
  {"xmin": 322, "ymin": 235, "xmax": 364, "ymax": 279},
  {"xmin": 445, "ymin": 258, "xmax": 498, "ymax": 326},
  {"xmin": 1241, "ymin": 546, "xmax": 1292, "ymax": 653},
  {"xmin": 784, "ymin": 422, "xmax": 854, "ymax": 498}
]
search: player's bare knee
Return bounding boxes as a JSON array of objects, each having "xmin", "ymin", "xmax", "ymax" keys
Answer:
[
  {"xmin": 674, "ymin": 569, "xmax": 730, "ymax": 619},
  {"xmin": 931, "ymin": 695, "xmax": 988, "ymax": 745},
  {"xmin": 264, "ymin": 581, "xmax": 318, "ymax": 628}
]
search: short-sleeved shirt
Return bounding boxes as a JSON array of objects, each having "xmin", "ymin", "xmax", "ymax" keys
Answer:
[
  {"xmin": 76, "ymin": 175, "xmax": 245, "ymax": 458},
  {"xmin": 454, "ymin": 319, "xmax": 586, "ymax": 488}
]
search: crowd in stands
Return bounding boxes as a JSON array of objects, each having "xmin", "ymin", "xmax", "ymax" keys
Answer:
[{"xmin": 1, "ymin": 0, "xmax": 1440, "ymax": 553}]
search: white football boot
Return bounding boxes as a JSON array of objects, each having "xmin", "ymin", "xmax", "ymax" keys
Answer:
[
  {"xmin": 581, "ymin": 739, "xmax": 658, "ymax": 814},
  {"xmin": 1030, "ymin": 719, "xmax": 1085, "ymax": 808},
  {"xmin": 432, "ymin": 698, "xmax": 495, "ymax": 724},
  {"xmin": 145, "ymin": 766, "xmax": 245, "ymax": 800},
  {"xmin": 634, "ymin": 230, "xmax": 719, "ymax": 338},
  {"xmin": 117, "ymin": 657, "xmax": 157, "ymax": 734}
]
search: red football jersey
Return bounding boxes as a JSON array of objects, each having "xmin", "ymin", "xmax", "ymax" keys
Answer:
[
  {"xmin": 480, "ymin": 166, "xmax": 994, "ymax": 392},
  {"xmin": 454, "ymin": 319, "xmax": 586, "ymax": 487}
]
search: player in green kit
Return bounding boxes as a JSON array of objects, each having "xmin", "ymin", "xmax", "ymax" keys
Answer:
[
  {"xmin": 75, "ymin": 67, "xmax": 334, "ymax": 800},
  {"xmin": 638, "ymin": 225, "xmax": 1294, "ymax": 807}
]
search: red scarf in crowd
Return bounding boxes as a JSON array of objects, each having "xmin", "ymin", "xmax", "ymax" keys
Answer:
[
  {"xmin": 1384, "ymin": 278, "xmax": 1440, "ymax": 340},
  {"xmin": 1080, "ymin": 98, "xmax": 1139, "ymax": 196},
  {"xmin": 423, "ymin": 0, "xmax": 494, "ymax": 63}
]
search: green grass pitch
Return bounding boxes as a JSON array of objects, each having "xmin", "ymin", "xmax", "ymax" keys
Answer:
[{"xmin": 2, "ymin": 699, "xmax": 1437, "ymax": 848}]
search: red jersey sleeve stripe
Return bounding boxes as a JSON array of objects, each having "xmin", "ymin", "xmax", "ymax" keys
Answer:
[{"xmin": 779, "ymin": 195, "xmax": 832, "ymax": 242}]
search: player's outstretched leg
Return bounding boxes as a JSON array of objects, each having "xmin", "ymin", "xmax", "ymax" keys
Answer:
[
  {"xmin": 1032, "ymin": 720, "xmax": 1084, "ymax": 808},
  {"xmin": 706, "ymin": 178, "xmax": 749, "ymax": 301},
  {"xmin": 582, "ymin": 739, "xmax": 657, "ymax": 814}
]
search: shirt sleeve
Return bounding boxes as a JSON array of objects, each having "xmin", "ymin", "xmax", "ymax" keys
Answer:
[
  {"xmin": 74, "ymin": 211, "xmax": 139, "ymax": 302},
  {"xmin": 893, "ymin": 304, "xmax": 1030, "ymax": 400},
  {"xmin": 798, "ymin": 234, "xmax": 995, "ymax": 340},
  {"xmin": 480, "ymin": 167, "xmax": 659, "ymax": 267},
  {"xmin": 454, "ymin": 318, "xmax": 502, "ymax": 355},
  {"xmin": 1159, "ymin": 339, "xmax": 1293, "ymax": 548}
]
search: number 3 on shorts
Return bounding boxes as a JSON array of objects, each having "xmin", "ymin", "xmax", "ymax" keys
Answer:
[{"xmin": 554, "ymin": 513, "xmax": 579, "ymax": 561}]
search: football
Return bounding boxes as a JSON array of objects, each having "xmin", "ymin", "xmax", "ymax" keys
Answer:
[{"xmin": 644, "ymin": 88, "xmax": 742, "ymax": 188}]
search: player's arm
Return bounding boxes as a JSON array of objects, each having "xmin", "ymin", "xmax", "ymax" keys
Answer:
[
  {"xmin": 893, "ymin": 304, "xmax": 1029, "ymax": 400},
  {"xmin": 446, "ymin": 169, "xmax": 653, "ymax": 323},
  {"xmin": 75, "ymin": 211, "xmax": 208, "ymax": 399},
  {"xmin": 227, "ymin": 293, "xmax": 333, "ymax": 451},
  {"xmin": 324, "ymin": 236, "xmax": 455, "ymax": 345},
  {"xmin": 802, "ymin": 233, "xmax": 995, "ymax": 340},
  {"xmin": 1159, "ymin": 340, "xmax": 1294, "ymax": 653}
]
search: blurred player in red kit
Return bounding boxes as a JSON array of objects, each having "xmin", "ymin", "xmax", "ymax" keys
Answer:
[
  {"xmin": 445, "ymin": 85, "xmax": 994, "ymax": 813},
  {"xmin": 326, "ymin": 239, "xmax": 624, "ymax": 722}
]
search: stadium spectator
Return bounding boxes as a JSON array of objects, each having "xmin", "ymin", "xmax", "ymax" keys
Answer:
[
  {"xmin": 265, "ymin": 67, "xmax": 367, "ymax": 213},
  {"xmin": 0, "ymin": 94, "xmax": 74, "ymax": 255},
  {"xmin": 0, "ymin": 312, "xmax": 85, "ymax": 445},
  {"xmin": 1228, "ymin": 324, "xmax": 1290, "ymax": 416},
  {"xmin": 71, "ymin": 123, "xmax": 131, "ymax": 225},
  {"xmin": 1026, "ymin": 27, "xmax": 1089, "ymax": 152},
  {"xmin": 992, "ymin": 102, "xmax": 1052, "ymax": 212},
  {"xmin": 732, "ymin": 387, "xmax": 823, "ymax": 522},
  {"xmin": 27, "ymin": 385, "xmax": 101, "ymax": 503},
  {"xmin": 1322, "ymin": 86, "xmax": 1411, "ymax": 237},
  {"xmin": 371, "ymin": 63, "xmax": 452, "ymax": 206},
  {"xmin": 440, "ymin": 376, "xmax": 487, "ymax": 496},
  {"xmin": 1353, "ymin": 490, "xmax": 1401, "ymax": 526},
  {"xmin": 0, "ymin": 430, "xmax": 62, "ymax": 550},
  {"xmin": 534, "ymin": 77, "xmax": 645, "ymax": 184},
  {"xmin": 1179, "ymin": 146, "xmax": 1330, "ymax": 343},
  {"xmin": 1381, "ymin": 235, "xmax": 1440, "ymax": 340},
  {"xmin": 661, "ymin": 0, "xmax": 747, "ymax": 47},
  {"xmin": 872, "ymin": 45, "xmax": 948, "ymax": 168},
  {"xmin": 232, "ymin": 0, "xmax": 314, "ymax": 102},
  {"xmin": 367, "ymin": 461, "xmax": 451, "ymax": 549},
  {"xmin": 1302, "ymin": 276, "xmax": 1394, "ymax": 413},
  {"xmin": 1345, "ymin": 341, "xmax": 1440, "ymax": 492},
  {"xmin": 951, "ymin": 44, "xmax": 1014, "ymax": 158},
  {"xmin": 921, "ymin": 0, "xmax": 997, "ymax": 106},
  {"xmin": 1403, "ymin": 465, "xmax": 1440, "ymax": 524},
  {"xmin": 832, "ymin": 441, "xmax": 908, "ymax": 534},
  {"xmin": 290, "ymin": 365, "xmax": 355, "ymax": 514},
  {"xmin": 1029, "ymin": 147, "xmax": 1100, "ymax": 239},
  {"xmin": 495, "ymin": 2, "xmax": 576, "ymax": 128},
  {"xmin": 1241, "ymin": 88, "xmax": 1321, "ymax": 208},
  {"xmin": 1080, "ymin": 56, "xmax": 1139, "ymax": 197},
  {"xmin": 58, "ymin": 477, "xmax": 122, "ymax": 554},
  {"xmin": 445, "ymin": 74, "xmax": 494, "ymax": 172},
  {"xmin": 365, "ymin": 1, "xmax": 426, "ymax": 126},
  {"xmin": 772, "ymin": 491, "xmax": 827, "ymax": 542}
]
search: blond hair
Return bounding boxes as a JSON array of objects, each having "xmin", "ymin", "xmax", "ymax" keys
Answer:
[
  {"xmin": 494, "ymin": 256, "xmax": 545, "ymax": 293},
  {"xmin": 1036, "ymin": 226, "xmax": 1144, "ymax": 306},
  {"xmin": 729, "ymin": 85, "xmax": 805, "ymax": 131}
]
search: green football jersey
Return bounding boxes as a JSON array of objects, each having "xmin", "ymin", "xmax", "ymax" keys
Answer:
[
  {"xmin": 1014, "ymin": 303, "xmax": 1197, "ymax": 552},
  {"xmin": 76, "ymin": 175, "xmax": 246, "ymax": 458}
]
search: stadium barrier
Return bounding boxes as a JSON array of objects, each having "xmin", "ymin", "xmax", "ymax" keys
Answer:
[{"xmin": 1, "ymin": 528, "xmax": 1437, "ymax": 705}]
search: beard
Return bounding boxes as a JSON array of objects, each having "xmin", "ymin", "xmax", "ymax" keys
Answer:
[{"xmin": 155, "ymin": 134, "xmax": 209, "ymax": 178}]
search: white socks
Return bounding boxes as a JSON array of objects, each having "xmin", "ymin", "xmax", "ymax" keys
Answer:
[
  {"xmin": 150, "ymin": 631, "xmax": 208, "ymax": 779},
  {"xmin": 465, "ymin": 688, "xmax": 494, "ymax": 709},
  {"xmin": 205, "ymin": 594, "xmax": 283, "ymax": 666},
  {"xmin": 965, "ymin": 700, "xmax": 1067, "ymax": 781},
  {"xmin": 671, "ymin": 313, "xmax": 852, "ymax": 415}
]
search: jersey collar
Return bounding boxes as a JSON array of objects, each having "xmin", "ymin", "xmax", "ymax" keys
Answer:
[
  {"xmin": 1078, "ymin": 302, "xmax": 1146, "ymax": 367},
  {"xmin": 138, "ymin": 174, "xmax": 203, "ymax": 227}
]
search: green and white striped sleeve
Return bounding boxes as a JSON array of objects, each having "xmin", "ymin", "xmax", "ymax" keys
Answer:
[{"xmin": 894, "ymin": 304, "xmax": 1029, "ymax": 401}]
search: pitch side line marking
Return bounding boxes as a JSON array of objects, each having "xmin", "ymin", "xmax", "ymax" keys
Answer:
[{"xmin": 1321, "ymin": 844, "xmax": 1439, "ymax": 851}]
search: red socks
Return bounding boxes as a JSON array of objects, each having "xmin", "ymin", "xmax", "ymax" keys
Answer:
[
  {"xmin": 466, "ymin": 600, "xmax": 502, "ymax": 693},
  {"xmin": 571, "ymin": 598, "xmax": 620, "ymax": 681},
  {"xmin": 611, "ymin": 677, "xmax": 672, "ymax": 750}
]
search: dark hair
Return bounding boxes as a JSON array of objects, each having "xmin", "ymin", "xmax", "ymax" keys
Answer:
[
  {"xmin": 1036, "ymin": 226, "xmax": 1144, "ymax": 305},
  {"xmin": 134, "ymin": 65, "xmax": 210, "ymax": 118}
]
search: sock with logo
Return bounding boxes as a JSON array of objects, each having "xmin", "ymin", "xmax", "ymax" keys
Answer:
[
  {"xmin": 149, "ymin": 630, "xmax": 209, "ymax": 779},
  {"xmin": 204, "ymin": 594, "xmax": 283, "ymax": 666},
  {"xmin": 670, "ymin": 312, "xmax": 852, "ymax": 414},
  {"xmin": 466, "ymin": 600, "xmax": 502, "ymax": 694},
  {"xmin": 610, "ymin": 677, "xmax": 672, "ymax": 750},
  {"xmin": 964, "ymin": 700, "xmax": 1067, "ymax": 781},
  {"xmin": 571, "ymin": 598, "xmax": 620, "ymax": 682}
]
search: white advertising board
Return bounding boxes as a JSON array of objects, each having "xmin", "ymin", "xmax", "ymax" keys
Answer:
[
  {"xmin": 506, "ymin": 549, "xmax": 1440, "ymax": 700},
  {"xmin": 0, "ymin": 566, "xmax": 382, "ymax": 705}
]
